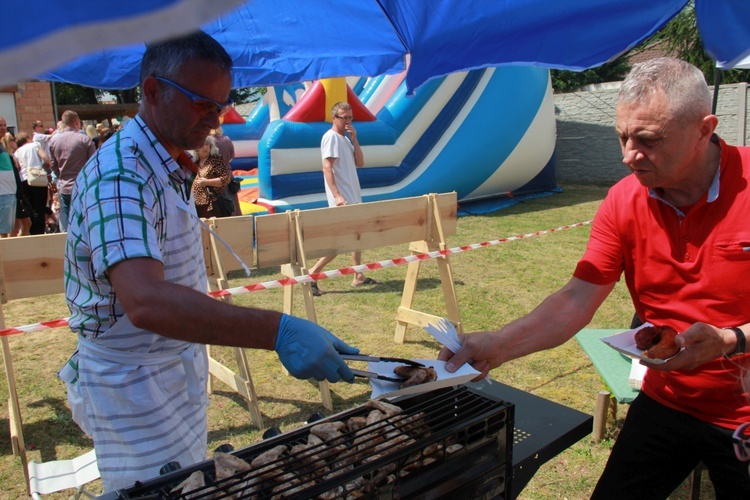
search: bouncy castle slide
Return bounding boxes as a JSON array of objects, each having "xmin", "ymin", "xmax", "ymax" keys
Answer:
[{"xmin": 223, "ymin": 65, "xmax": 557, "ymax": 214}]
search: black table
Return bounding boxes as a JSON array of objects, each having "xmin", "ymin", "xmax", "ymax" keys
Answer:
[{"xmin": 468, "ymin": 380, "xmax": 593, "ymax": 498}]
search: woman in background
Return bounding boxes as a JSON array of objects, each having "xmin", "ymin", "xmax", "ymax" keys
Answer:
[
  {"xmin": 13, "ymin": 132, "xmax": 50, "ymax": 235},
  {"xmin": 85, "ymin": 124, "xmax": 97, "ymax": 144},
  {"xmin": 1, "ymin": 133, "xmax": 31, "ymax": 236},
  {"xmin": 210, "ymin": 127, "xmax": 241, "ymax": 216},
  {"xmin": 191, "ymin": 136, "xmax": 231, "ymax": 218},
  {"xmin": 0, "ymin": 133, "xmax": 19, "ymax": 237}
]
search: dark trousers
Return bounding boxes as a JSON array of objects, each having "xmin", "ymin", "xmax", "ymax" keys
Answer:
[
  {"xmin": 592, "ymin": 392, "xmax": 750, "ymax": 499},
  {"xmin": 196, "ymin": 202, "xmax": 222, "ymax": 219},
  {"xmin": 22, "ymin": 182, "xmax": 47, "ymax": 235}
]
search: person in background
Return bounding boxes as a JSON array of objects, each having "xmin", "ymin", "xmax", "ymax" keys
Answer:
[
  {"xmin": 210, "ymin": 127, "xmax": 241, "ymax": 216},
  {"xmin": 191, "ymin": 135, "xmax": 231, "ymax": 218},
  {"xmin": 439, "ymin": 58, "xmax": 750, "ymax": 499},
  {"xmin": 1, "ymin": 132, "xmax": 32, "ymax": 236},
  {"xmin": 62, "ymin": 31, "xmax": 359, "ymax": 492},
  {"xmin": 85, "ymin": 124, "xmax": 97, "ymax": 144},
  {"xmin": 0, "ymin": 129, "xmax": 17, "ymax": 237},
  {"xmin": 44, "ymin": 205, "xmax": 59, "ymax": 233},
  {"xmin": 306, "ymin": 102, "xmax": 376, "ymax": 296},
  {"xmin": 14, "ymin": 132, "xmax": 51, "ymax": 235},
  {"xmin": 48, "ymin": 192, "xmax": 60, "ymax": 232},
  {"xmin": 49, "ymin": 110, "xmax": 95, "ymax": 231},
  {"xmin": 1, "ymin": 132, "xmax": 14, "ymax": 152},
  {"xmin": 94, "ymin": 120, "xmax": 113, "ymax": 149},
  {"xmin": 31, "ymin": 120, "xmax": 54, "ymax": 156}
]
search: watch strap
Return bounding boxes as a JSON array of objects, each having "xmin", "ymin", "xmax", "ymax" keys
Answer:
[{"xmin": 726, "ymin": 327, "xmax": 746, "ymax": 357}]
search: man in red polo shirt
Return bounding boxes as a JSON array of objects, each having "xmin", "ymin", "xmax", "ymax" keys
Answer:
[{"xmin": 440, "ymin": 57, "xmax": 750, "ymax": 498}]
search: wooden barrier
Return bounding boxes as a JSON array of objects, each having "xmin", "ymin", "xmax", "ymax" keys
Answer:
[
  {"xmin": 202, "ymin": 215, "xmax": 263, "ymax": 428},
  {"xmin": 0, "ymin": 232, "xmax": 68, "ymax": 494},
  {"xmin": 393, "ymin": 193, "xmax": 461, "ymax": 343},
  {"xmin": 255, "ymin": 192, "xmax": 461, "ymax": 345}
]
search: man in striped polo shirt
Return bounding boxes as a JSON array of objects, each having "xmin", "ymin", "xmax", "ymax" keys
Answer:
[{"xmin": 62, "ymin": 31, "xmax": 359, "ymax": 492}]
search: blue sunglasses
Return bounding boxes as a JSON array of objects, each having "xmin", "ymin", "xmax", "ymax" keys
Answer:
[{"xmin": 154, "ymin": 76, "xmax": 233, "ymax": 117}]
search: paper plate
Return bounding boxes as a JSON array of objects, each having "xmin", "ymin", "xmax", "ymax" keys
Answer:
[
  {"xmin": 368, "ymin": 359, "xmax": 481, "ymax": 399},
  {"xmin": 600, "ymin": 323, "xmax": 680, "ymax": 365}
]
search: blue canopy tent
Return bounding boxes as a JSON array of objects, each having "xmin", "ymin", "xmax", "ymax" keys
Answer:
[{"xmin": 2, "ymin": 0, "xmax": 749, "ymax": 91}]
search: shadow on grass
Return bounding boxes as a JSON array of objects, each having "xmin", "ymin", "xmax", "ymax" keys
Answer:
[
  {"xmin": 309, "ymin": 278, "xmax": 466, "ymax": 296},
  {"xmin": 0, "ymin": 390, "xmax": 375, "ymax": 463},
  {"xmin": 0, "ymin": 397, "xmax": 94, "ymax": 462},
  {"xmin": 459, "ymin": 183, "xmax": 609, "ymax": 220},
  {"xmin": 207, "ymin": 387, "xmax": 373, "ymax": 443},
  {"xmin": 525, "ymin": 363, "xmax": 594, "ymax": 393}
]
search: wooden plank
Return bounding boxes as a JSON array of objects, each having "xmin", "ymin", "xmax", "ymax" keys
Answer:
[
  {"xmin": 394, "ymin": 307, "xmax": 444, "ymax": 330},
  {"xmin": 208, "ymin": 358, "xmax": 263, "ymax": 429},
  {"xmin": 434, "ymin": 192, "xmax": 458, "ymax": 235},
  {"xmin": 207, "ymin": 215, "xmax": 255, "ymax": 273},
  {"xmin": 255, "ymin": 211, "xmax": 294, "ymax": 269},
  {"xmin": 593, "ymin": 391, "xmax": 611, "ymax": 443},
  {"xmin": 0, "ymin": 233, "xmax": 67, "ymax": 301},
  {"xmin": 255, "ymin": 193, "xmax": 457, "ymax": 268}
]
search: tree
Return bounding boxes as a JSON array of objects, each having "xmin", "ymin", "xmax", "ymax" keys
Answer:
[
  {"xmin": 55, "ymin": 82, "xmax": 263, "ymax": 106},
  {"xmin": 550, "ymin": 58, "xmax": 631, "ymax": 93},
  {"xmin": 231, "ymin": 87, "xmax": 265, "ymax": 104},
  {"xmin": 54, "ymin": 83, "xmax": 139, "ymax": 105},
  {"xmin": 113, "ymin": 88, "xmax": 139, "ymax": 104},
  {"xmin": 54, "ymin": 83, "xmax": 100, "ymax": 105},
  {"xmin": 649, "ymin": 3, "xmax": 750, "ymax": 85}
]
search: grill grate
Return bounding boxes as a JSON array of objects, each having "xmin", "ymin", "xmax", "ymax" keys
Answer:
[{"xmin": 107, "ymin": 386, "xmax": 513, "ymax": 499}]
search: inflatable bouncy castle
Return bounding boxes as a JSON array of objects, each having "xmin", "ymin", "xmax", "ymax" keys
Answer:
[{"xmin": 224, "ymin": 65, "xmax": 557, "ymax": 214}]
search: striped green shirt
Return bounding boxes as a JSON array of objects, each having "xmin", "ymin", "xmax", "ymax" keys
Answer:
[{"xmin": 64, "ymin": 115, "xmax": 197, "ymax": 338}]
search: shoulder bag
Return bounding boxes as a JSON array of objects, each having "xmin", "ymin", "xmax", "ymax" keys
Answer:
[
  {"xmin": 227, "ymin": 178, "xmax": 241, "ymax": 194},
  {"xmin": 216, "ymin": 191, "xmax": 235, "ymax": 217},
  {"xmin": 26, "ymin": 165, "xmax": 49, "ymax": 187}
]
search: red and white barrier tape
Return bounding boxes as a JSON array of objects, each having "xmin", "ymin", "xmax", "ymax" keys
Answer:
[{"xmin": 0, "ymin": 220, "xmax": 591, "ymax": 338}]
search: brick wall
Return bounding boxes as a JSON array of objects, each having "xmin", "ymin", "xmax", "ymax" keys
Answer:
[
  {"xmin": 5, "ymin": 81, "xmax": 56, "ymax": 136},
  {"xmin": 553, "ymin": 82, "xmax": 750, "ymax": 185}
]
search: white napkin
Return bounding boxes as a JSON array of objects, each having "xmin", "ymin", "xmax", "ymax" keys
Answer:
[
  {"xmin": 423, "ymin": 317, "xmax": 462, "ymax": 353},
  {"xmin": 422, "ymin": 317, "xmax": 491, "ymax": 386}
]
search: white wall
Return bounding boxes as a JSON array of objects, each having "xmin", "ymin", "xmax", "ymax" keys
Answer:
[{"xmin": 0, "ymin": 93, "xmax": 18, "ymax": 134}]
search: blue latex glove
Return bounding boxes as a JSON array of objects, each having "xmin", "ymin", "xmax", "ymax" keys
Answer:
[{"xmin": 275, "ymin": 314, "xmax": 360, "ymax": 382}]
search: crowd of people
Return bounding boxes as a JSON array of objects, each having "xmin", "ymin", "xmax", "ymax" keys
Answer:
[
  {"xmin": 0, "ymin": 115, "xmax": 130, "ymax": 236},
  {"xmin": 0, "ymin": 112, "xmax": 238, "ymax": 239}
]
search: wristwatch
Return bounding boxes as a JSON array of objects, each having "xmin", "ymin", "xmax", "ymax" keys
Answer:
[{"xmin": 725, "ymin": 327, "xmax": 746, "ymax": 358}]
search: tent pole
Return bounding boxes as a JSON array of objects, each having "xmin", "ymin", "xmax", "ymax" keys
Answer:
[{"xmin": 712, "ymin": 68, "xmax": 722, "ymax": 115}]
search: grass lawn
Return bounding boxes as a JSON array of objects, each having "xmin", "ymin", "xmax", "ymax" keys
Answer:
[{"xmin": 0, "ymin": 183, "xmax": 714, "ymax": 498}]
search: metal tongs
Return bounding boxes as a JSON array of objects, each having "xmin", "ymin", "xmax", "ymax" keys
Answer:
[{"xmin": 342, "ymin": 354, "xmax": 425, "ymax": 382}]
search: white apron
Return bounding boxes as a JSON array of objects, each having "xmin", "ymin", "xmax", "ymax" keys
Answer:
[{"xmin": 60, "ymin": 181, "xmax": 209, "ymax": 492}]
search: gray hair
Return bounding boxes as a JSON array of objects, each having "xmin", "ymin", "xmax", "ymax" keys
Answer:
[
  {"xmin": 191, "ymin": 135, "xmax": 219, "ymax": 159},
  {"xmin": 619, "ymin": 57, "xmax": 711, "ymax": 124},
  {"xmin": 140, "ymin": 31, "xmax": 232, "ymax": 104}
]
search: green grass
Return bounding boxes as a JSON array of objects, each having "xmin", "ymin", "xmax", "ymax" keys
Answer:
[{"xmin": 0, "ymin": 183, "xmax": 712, "ymax": 498}]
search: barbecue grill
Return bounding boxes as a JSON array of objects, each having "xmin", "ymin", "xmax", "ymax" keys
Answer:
[{"xmin": 99, "ymin": 385, "xmax": 514, "ymax": 499}]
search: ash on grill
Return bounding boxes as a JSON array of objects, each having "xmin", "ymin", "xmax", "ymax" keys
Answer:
[{"xmin": 103, "ymin": 386, "xmax": 514, "ymax": 499}]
